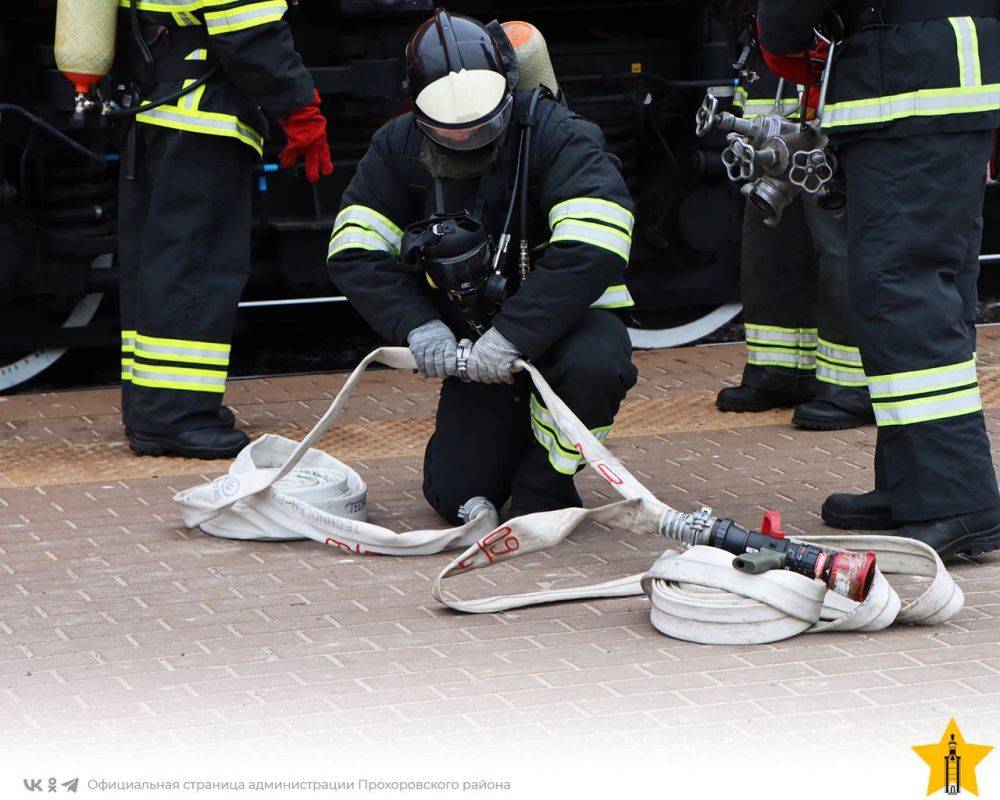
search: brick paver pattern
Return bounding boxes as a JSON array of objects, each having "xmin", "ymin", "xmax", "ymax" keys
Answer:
[{"xmin": 1, "ymin": 335, "xmax": 999, "ymax": 763}]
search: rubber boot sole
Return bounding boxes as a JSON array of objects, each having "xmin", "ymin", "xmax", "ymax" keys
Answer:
[
  {"xmin": 792, "ymin": 409, "xmax": 875, "ymax": 431},
  {"xmin": 822, "ymin": 508, "xmax": 901, "ymax": 531},
  {"xmin": 937, "ymin": 521, "xmax": 1000, "ymax": 560},
  {"xmin": 129, "ymin": 434, "xmax": 244, "ymax": 461},
  {"xmin": 716, "ymin": 397, "xmax": 803, "ymax": 413}
]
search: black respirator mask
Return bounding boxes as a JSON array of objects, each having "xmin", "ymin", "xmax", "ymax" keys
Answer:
[{"xmin": 399, "ymin": 213, "xmax": 509, "ymax": 308}]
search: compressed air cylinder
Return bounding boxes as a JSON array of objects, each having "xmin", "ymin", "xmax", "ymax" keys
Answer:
[
  {"xmin": 502, "ymin": 21, "xmax": 560, "ymax": 97},
  {"xmin": 55, "ymin": 0, "xmax": 119, "ymax": 95}
]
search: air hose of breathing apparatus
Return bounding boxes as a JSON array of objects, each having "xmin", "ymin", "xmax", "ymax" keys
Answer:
[{"xmin": 397, "ymin": 87, "xmax": 549, "ymax": 339}]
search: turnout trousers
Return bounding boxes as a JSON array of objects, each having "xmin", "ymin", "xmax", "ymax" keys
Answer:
[
  {"xmin": 118, "ymin": 126, "xmax": 256, "ymax": 435},
  {"xmin": 740, "ymin": 195, "xmax": 870, "ymax": 415},
  {"xmin": 839, "ymin": 130, "xmax": 1000, "ymax": 521},
  {"xmin": 423, "ymin": 310, "xmax": 638, "ymax": 524}
]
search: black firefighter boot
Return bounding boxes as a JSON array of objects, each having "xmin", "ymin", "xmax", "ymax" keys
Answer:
[
  {"xmin": 894, "ymin": 506, "xmax": 1000, "ymax": 560},
  {"xmin": 792, "ymin": 383, "xmax": 875, "ymax": 431},
  {"xmin": 716, "ymin": 385, "xmax": 815, "ymax": 413},
  {"xmin": 129, "ymin": 422, "xmax": 249, "ymax": 460},
  {"xmin": 822, "ymin": 490, "xmax": 899, "ymax": 530}
]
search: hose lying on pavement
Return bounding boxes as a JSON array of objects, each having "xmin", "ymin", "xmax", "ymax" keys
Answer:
[{"xmin": 175, "ymin": 347, "xmax": 963, "ymax": 645}]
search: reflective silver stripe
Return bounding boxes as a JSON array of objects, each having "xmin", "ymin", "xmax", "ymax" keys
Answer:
[
  {"xmin": 550, "ymin": 219, "xmax": 631, "ymax": 261},
  {"xmin": 816, "ymin": 362, "xmax": 867, "ymax": 387},
  {"xmin": 873, "ymin": 388, "xmax": 982, "ymax": 427},
  {"xmin": 328, "ymin": 227, "xmax": 396, "ymax": 258},
  {"xmin": 333, "ymin": 206, "xmax": 403, "ymax": 255},
  {"xmin": 590, "ymin": 284, "xmax": 635, "ymax": 309},
  {"xmin": 549, "ymin": 198, "xmax": 635, "ymax": 234},
  {"xmin": 745, "ymin": 325, "xmax": 817, "ymax": 347},
  {"xmin": 135, "ymin": 105, "xmax": 263, "ymax": 153},
  {"xmin": 531, "ymin": 427, "xmax": 584, "ymax": 475},
  {"xmin": 817, "ymin": 339, "xmax": 863, "ymax": 366},
  {"xmin": 134, "ymin": 338, "xmax": 230, "ymax": 365},
  {"xmin": 950, "ymin": 17, "xmax": 981, "ymax": 88},
  {"xmin": 823, "ymin": 84, "xmax": 1000, "ymax": 128},
  {"xmin": 131, "ymin": 365, "xmax": 228, "ymax": 393},
  {"xmin": 205, "ymin": 0, "xmax": 287, "ymax": 34},
  {"xmin": 747, "ymin": 348, "xmax": 816, "ymax": 370},
  {"xmin": 867, "ymin": 359, "xmax": 978, "ymax": 400},
  {"xmin": 530, "ymin": 397, "xmax": 611, "ymax": 476}
]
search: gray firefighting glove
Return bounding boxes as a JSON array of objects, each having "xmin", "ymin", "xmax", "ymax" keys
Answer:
[
  {"xmin": 465, "ymin": 328, "xmax": 520, "ymax": 385},
  {"xmin": 407, "ymin": 320, "xmax": 458, "ymax": 379}
]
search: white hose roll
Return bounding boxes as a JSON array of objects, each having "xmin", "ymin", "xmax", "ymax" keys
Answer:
[{"xmin": 175, "ymin": 348, "xmax": 965, "ymax": 645}]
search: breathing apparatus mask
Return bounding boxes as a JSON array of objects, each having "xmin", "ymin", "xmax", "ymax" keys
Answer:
[
  {"xmin": 400, "ymin": 213, "xmax": 509, "ymax": 319},
  {"xmin": 695, "ymin": 28, "xmax": 846, "ymax": 227}
]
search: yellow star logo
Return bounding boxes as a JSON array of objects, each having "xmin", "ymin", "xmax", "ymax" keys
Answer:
[{"xmin": 912, "ymin": 719, "xmax": 993, "ymax": 796}]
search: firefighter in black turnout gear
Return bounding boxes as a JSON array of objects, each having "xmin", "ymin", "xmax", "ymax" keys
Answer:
[
  {"xmin": 328, "ymin": 10, "xmax": 638, "ymax": 522},
  {"xmin": 118, "ymin": 0, "xmax": 331, "ymax": 459},
  {"xmin": 718, "ymin": 37, "xmax": 873, "ymax": 430},
  {"xmin": 757, "ymin": 0, "xmax": 1000, "ymax": 557}
]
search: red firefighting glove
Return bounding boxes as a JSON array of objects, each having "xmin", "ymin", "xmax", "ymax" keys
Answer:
[
  {"xmin": 757, "ymin": 21, "xmax": 829, "ymax": 87},
  {"xmin": 279, "ymin": 89, "xmax": 333, "ymax": 183}
]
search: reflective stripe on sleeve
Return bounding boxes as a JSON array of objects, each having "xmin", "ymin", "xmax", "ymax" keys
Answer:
[
  {"xmin": 131, "ymin": 365, "xmax": 228, "ymax": 394},
  {"xmin": 817, "ymin": 338, "xmax": 863, "ymax": 367},
  {"xmin": 550, "ymin": 219, "xmax": 631, "ymax": 262},
  {"xmin": 328, "ymin": 226, "xmax": 397, "ymax": 259},
  {"xmin": 590, "ymin": 284, "xmax": 635, "ymax": 309},
  {"xmin": 204, "ymin": 0, "xmax": 287, "ymax": 34},
  {"xmin": 873, "ymin": 387, "xmax": 983, "ymax": 427},
  {"xmin": 549, "ymin": 198, "xmax": 634, "ymax": 235},
  {"xmin": 332, "ymin": 205, "xmax": 403, "ymax": 256},
  {"xmin": 823, "ymin": 84, "xmax": 1000, "ymax": 129},
  {"xmin": 867, "ymin": 358, "xmax": 978, "ymax": 400},
  {"xmin": 134, "ymin": 334, "xmax": 231, "ymax": 366}
]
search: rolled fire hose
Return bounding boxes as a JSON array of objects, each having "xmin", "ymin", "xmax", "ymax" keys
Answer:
[{"xmin": 175, "ymin": 348, "xmax": 963, "ymax": 645}]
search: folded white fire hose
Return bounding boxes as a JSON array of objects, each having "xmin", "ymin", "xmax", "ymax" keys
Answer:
[{"xmin": 174, "ymin": 348, "xmax": 963, "ymax": 645}]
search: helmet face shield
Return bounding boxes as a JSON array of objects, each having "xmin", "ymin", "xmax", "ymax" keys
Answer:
[{"xmin": 416, "ymin": 92, "xmax": 513, "ymax": 152}]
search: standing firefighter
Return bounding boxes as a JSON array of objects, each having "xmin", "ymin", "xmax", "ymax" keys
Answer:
[
  {"xmin": 757, "ymin": 0, "xmax": 1000, "ymax": 556},
  {"xmin": 327, "ymin": 10, "xmax": 638, "ymax": 522},
  {"xmin": 118, "ymin": 0, "xmax": 332, "ymax": 459},
  {"xmin": 718, "ymin": 38, "xmax": 872, "ymax": 430}
]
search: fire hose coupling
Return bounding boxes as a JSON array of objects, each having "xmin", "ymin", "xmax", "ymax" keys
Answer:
[
  {"xmin": 457, "ymin": 496, "xmax": 497, "ymax": 524},
  {"xmin": 712, "ymin": 513, "xmax": 877, "ymax": 603}
]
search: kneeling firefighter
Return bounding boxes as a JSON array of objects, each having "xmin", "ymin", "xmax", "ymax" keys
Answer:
[
  {"xmin": 327, "ymin": 10, "xmax": 638, "ymax": 522},
  {"xmin": 117, "ymin": 0, "xmax": 332, "ymax": 459}
]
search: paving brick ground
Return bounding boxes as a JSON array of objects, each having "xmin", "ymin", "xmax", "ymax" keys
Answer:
[{"xmin": 2, "ymin": 334, "xmax": 999, "ymax": 766}]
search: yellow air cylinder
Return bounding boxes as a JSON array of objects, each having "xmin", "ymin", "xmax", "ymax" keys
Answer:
[
  {"xmin": 502, "ymin": 21, "xmax": 559, "ymax": 97},
  {"xmin": 55, "ymin": 0, "xmax": 119, "ymax": 95}
]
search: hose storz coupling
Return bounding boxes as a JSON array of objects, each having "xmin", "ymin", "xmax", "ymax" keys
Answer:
[{"xmin": 456, "ymin": 339, "xmax": 474, "ymax": 383}]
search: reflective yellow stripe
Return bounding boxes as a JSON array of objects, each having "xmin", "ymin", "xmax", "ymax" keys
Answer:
[
  {"xmin": 823, "ymin": 83, "xmax": 1000, "ymax": 128},
  {"xmin": 332, "ymin": 205, "xmax": 403, "ymax": 255},
  {"xmin": 118, "ymin": 0, "xmax": 235, "ymax": 12},
  {"xmin": 136, "ymin": 103, "xmax": 263, "ymax": 155},
  {"xmin": 131, "ymin": 364, "xmax": 228, "ymax": 394},
  {"xmin": 746, "ymin": 324, "xmax": 817, "ymax": 348},
  {"xmin": 950, "ymin": 17, "xmax": 982, "ymax": 89},
  {"xmin": 204, "ymin": 0, "xmax": 287, "ymax": 34},
  {"xmin": 549, "ymin": 198, "xmax": 635, "ymax": 235},
  {"xmin": 747, "ymin": 346, "xmax": 816, "ymax": 371},
  {"xmin": 134, "ymin": 334, "xmax": 230, "ymax": 366},
  {"xmin": 873, "ymin": 387, "xmax": 982, "ymax": 427},
  {"xmin": 550, "ymin": 219, "xmax": 631, "ymax": 262},
  {"xmin": 867, "ymin": 358, "xmax": 978, "ymax": 400},
  {"xmin": 121, "ymin": 358, "xmax": 134, "ymax": 382},
  {"xmin": 529, "ymin": 395, "xmax": 611, "ymax": 475},
  {"xmin": 328, "ymin": 226, "xmax": 396, "ymax": 259},
  {"xmin": 816, "ymin": 361, "xmax": 867, "ymax": 388},
  {"xmin": 590, "ymin": 284, "xmax": 635, "ymax": 309}
]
